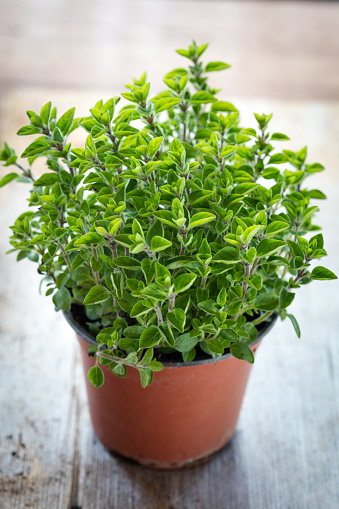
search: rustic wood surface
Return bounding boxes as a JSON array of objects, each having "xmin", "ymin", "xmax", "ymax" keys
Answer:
[{"xmin": 1, "ymin": 1, "xmax": 339, "ymax": 508}]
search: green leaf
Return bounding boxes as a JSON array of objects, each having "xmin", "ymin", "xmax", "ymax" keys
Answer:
[
  {"xmin": 146, "ymin": 220, "xmax": 163, "ymax": 245},
  {"xmin": 153, "ymin": 210, "xmax": 177, "ymax": 228},
  {"xmin": 112, "ymin": 257, "xmax": 141, "ymax": 270},
  {"xmin": 142, "ymin": 282, "xmax": 168, "ymax": 300},
  {"xmin": 256, "ymin": 239, "xmax": 286, "ymax": 257},
  {"xmin": 154, "ymin": 98, "xmax": 181, "ymax": 113},
  {"xmin": 17, "ymin": 125, "xmax": 41, "ymax": 136},
  {"xmin": 139, "ymin": 325, "xmax": 162, "ymax": 348},
  {"xmin": 286, "ymin": 313, "xmax": 301, "ymax": 338},
  {"xmin": 230, "ymin": 342, "xmax": 254, "ymax": 363},
  {"xmin": 220, "ymin": 146, "xmax": 237, "ymax": 159},
  {"xmin": 310, "ymin": 266, "xmax": 337, "ymax": 280},
  {"xmin": 111, "ymin": 363, "xmax": 127, "ymax": 377},
  {"xmin": 139, "ymin": 368, "xmax": 152, "ymax": 388},
  {"xmin": 174, "ymin": 333, "xmax": 198, "ymax": 353},
  {"xmin": 182, "ymin": 349, "xmax": 196, "ymax": 363},
  {"xmin": 21, "ymin": 139, "xmax": 49, "ymax": 158},
  {"xmin": 211, "ymin": 246, "xmax": 240, "ymax": 264},
  {"xmin": 74, "ymin": 232, "xmax": 103, "ymax": 246},
  {"xmin": 254, "ymin": 293, "xmax": 279, "ymax": 311},
  {"xmin": 211, "ymin": 101, "xmax": 238, "ymax": 112},
  {"xmin": 244, "ymin": 275, "xmax": 262, "ymax": 290},
  {"xmin": 271, "ymin": 133, "xmax": 290, "ymax": 141},
  {"xmin": 167, "ymin": 308, "xmax": 186, "ymax": 332},
  {"xmin": 232, "ymin": 183, "xmax": 258, "ymax": 195},
  {"xmin": 279, "ymin": 287, "xmax": 295, "ymax": 309},
  {"xmin": 33, "ymin": 173, "xmax": 60, "ymax": 187},
  {"xmin": 242, "ymin": 225, "xmax": 260, "ymax": 244},
  {"xmin": 84, "ymin": 286, "xmax": 110, "ymax": 305},
  {"xmin": 189, "ymin": 212, "xmax": 215, "ymax": 229},
  {"xmin": 52, "ymin": 287, "xmax": 71, "ymax": 311},
  {"xmin": 266, "ymin": 221, "xmax": 290, "ymax": 236},
  {"xmin": 150, "ymin": 236, "xmax": 172, "ymax": 252},
  {"xmin": 123, "ymin": 325, "xmax": 146, "ymax": 339},
  {"xmin": 88, "ymin": 366, "xmax": 104, "ymax": 388},
  {"xmin": 57, "ymin": 107, "xmax": 75, "ymax": 136},
  {"xmin": 268, "ymin": 153, "xmax": 289, "ymax": 164},
  {"xmin": 191, "ymin": 91, "xmax": 217, "ymax": 104},
  {"xmin": 148, "ymin": 136, "xmax": 163, "ymax": 158},
  {"xmin": 130, "ymin": 301, "xmax": 152, "ymax": 318},
  {"xmin": 174, "ymin": 273, "xmax": 197, "ymax": 294},
  {"xmin": 40, "ymin": 101, "xmax": 52, "ymax": 125},
  {"xmin": 205, "ymin": 61, "xmax": 230, "ymax": 72},
  {"xmin": 148, "ymin": 360, "xmax": 164, "ymax": 372},
  {"xmin": 0, "ymin": 172, "xmax": 18, "ymax": 187}
]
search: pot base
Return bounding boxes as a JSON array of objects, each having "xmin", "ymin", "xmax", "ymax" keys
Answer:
[{"xmin": 105, "ymin": 438, "xmax": 232, "ymax": 470}]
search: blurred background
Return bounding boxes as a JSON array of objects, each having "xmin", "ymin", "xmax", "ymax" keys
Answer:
[{"xmin": 1, "ymin": 1, "xmax": 339, "ymax": 508}]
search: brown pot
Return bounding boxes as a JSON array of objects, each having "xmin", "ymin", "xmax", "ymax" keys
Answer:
[{"xmin": 64, "ymin": 310, "xmax": 276, "ymax": 469}]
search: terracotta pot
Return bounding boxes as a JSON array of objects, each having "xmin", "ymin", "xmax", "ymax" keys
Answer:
[{"xmin": 64, "ymin": 310, "xmax": 276, "ymax": 469}]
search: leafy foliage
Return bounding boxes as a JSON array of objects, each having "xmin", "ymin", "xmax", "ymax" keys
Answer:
[{"xmin": 1, "ymin": 40, "xmax": 336, "ymax": 387}]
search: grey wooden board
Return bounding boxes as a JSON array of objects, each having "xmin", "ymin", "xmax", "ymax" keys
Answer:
[{"xmin": 1, "ymin": 94, "xmax": 339, "ymax": 508}]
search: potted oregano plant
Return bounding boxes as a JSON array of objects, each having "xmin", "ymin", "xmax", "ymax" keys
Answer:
[{"xmin": 1, "ymin": 41, "xmax": 336, "ymax": 469}]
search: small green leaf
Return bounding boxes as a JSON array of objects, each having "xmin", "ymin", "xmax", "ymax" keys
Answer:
[
  {"xmin": 52, "ymin": 287, "xmax": 71, "ymax": 311},
  {"xmin": 33, "ymin": 173, "xmax": 60, "ymax": 187},
  {"xmin": 256, "ymin": 239, "xmax": 286, "ymax": 257},
  {"xmin": 57, "ymin": 107, "xmax": 75, "ymax": 136},
  {"xmin": 266, "ymin": 221, "xmax": 289, "ymax": 236},
  {"xmin": 74, "ymin": 232, "xmax": 103, "ymax": 246},
  {"xmin": 167, "ymin": 308, "xmax": 186, "ymax": 332},
  {"xmin": 112, "ymin": 257, "xmax": 141, "ymax": 270},
  {"xmin": 148, "ymin": 137, "xmax": 163, "ymax": 158},
  {"xmin": 191, "ymin": 91, "xmax": 217, "ymax": 104},
  {"xmin": 139, "ymin": 368, "xmax": 152, "ymax": 388},
  {"xmin": 84, "ymin": 286, "xmax": 110, "ymax": 305},
  {"xmin": 268, "ymin": 153, "xmax": 289, "ymax": 164},
  {"xmin": 310, "ymin": 266, "xmax": 337, "ymax": 280},
  {"xmin": 230, "ymin": 342, "xmax": 254, "ymax": 364},
  {"xmin": 205, "ymin": 61, "xmax": 231, "ymax": 72},
  {"xmin": 40, "ymin": 101, "xmax": 52, "ymax": 125},
  {"xmin": 271, "ymin": 133, "xmax": 290, "ymax": 141},
  {"xmin": 211, "ymin": 246, "xmax": 240, "ymax": 264},
  {"xmin": 211, "ymin": 101, "xmax": 238, "ymax": 112},
  {"xmin": 0, "ymin": 173, "xmax": 18, "ymax": 187},
  {"xmin": 148, "ymin": 359, "xmax": 164, "ymax": 372},
  {"xmin": 286, "ymin": 313, "xmax": 301, "ymax": 338},
  {"xmin": 150, "ymin": 236, "xmax": 172, "ymax": 252},
  {"xmin": 174, "ymin": 273, "xmax": 197, "ymax": 294},
  {"xmin": 154, "ymin": 98, "xmax": 181, "ymax": 113},
  {"xmin": 254, "ymin": 293, "xmax": 279, "ymax": 311},
  {"xmin": 175, "ymin": 333, "xmax": 198, "ymax": 353},
  {"xmin": 139, "ymin": 325, "xmax": 162, "ymax": 348},
  {"xmin": 279, "ymin": 287, "xmax": 295, "ymax": 309},
  {"xmin": 189, "ymin": 212, "xmax": 215, "ymax": 229},
  {"xmin": 88, "ymin": 365, "xmax": 104, "ymax": 388}
]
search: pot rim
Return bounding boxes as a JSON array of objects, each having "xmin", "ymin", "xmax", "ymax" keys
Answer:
[{"xmin": 63, "ymin": 308, "xmax": 277, "ymax": 367}]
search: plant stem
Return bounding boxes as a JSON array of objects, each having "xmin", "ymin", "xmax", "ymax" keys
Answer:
[
  {"xmin": 252, "ymin": 310, "xmax": 274, "ymax": 326},
  {"xmin": 168, "ymin": 293, "xmax": 175, "ymax": 312},
  {"xmin": 154, "ymin": 303, "xmax": 163, "ymax": 325},
  {"xmin": 58, "ymin": 242, "xmax": 72, "ymax": 272},
  {"xmin": 179, "ymin": 230, "xmax": 187, "ymax": 256}
]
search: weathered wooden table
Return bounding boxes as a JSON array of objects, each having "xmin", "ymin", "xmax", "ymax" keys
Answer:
[{"xmin": 1, "ymin": 91, "xmax": 338, "ymax": 509}]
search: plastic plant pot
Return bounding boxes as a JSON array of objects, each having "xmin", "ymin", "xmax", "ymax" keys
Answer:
[{"xmin": 64, "ymin": 309, "xmax": 276, "ymax": 469}]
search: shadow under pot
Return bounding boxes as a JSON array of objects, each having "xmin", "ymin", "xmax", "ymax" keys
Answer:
[{"xmin": 63, "ymin": 308, "xmax": 277, "ymax": 470}]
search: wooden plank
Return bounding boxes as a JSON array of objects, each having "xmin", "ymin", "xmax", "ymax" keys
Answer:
[{"xmin": 1, "ymin": 96, "xmax": 339, "ymax": 507}]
